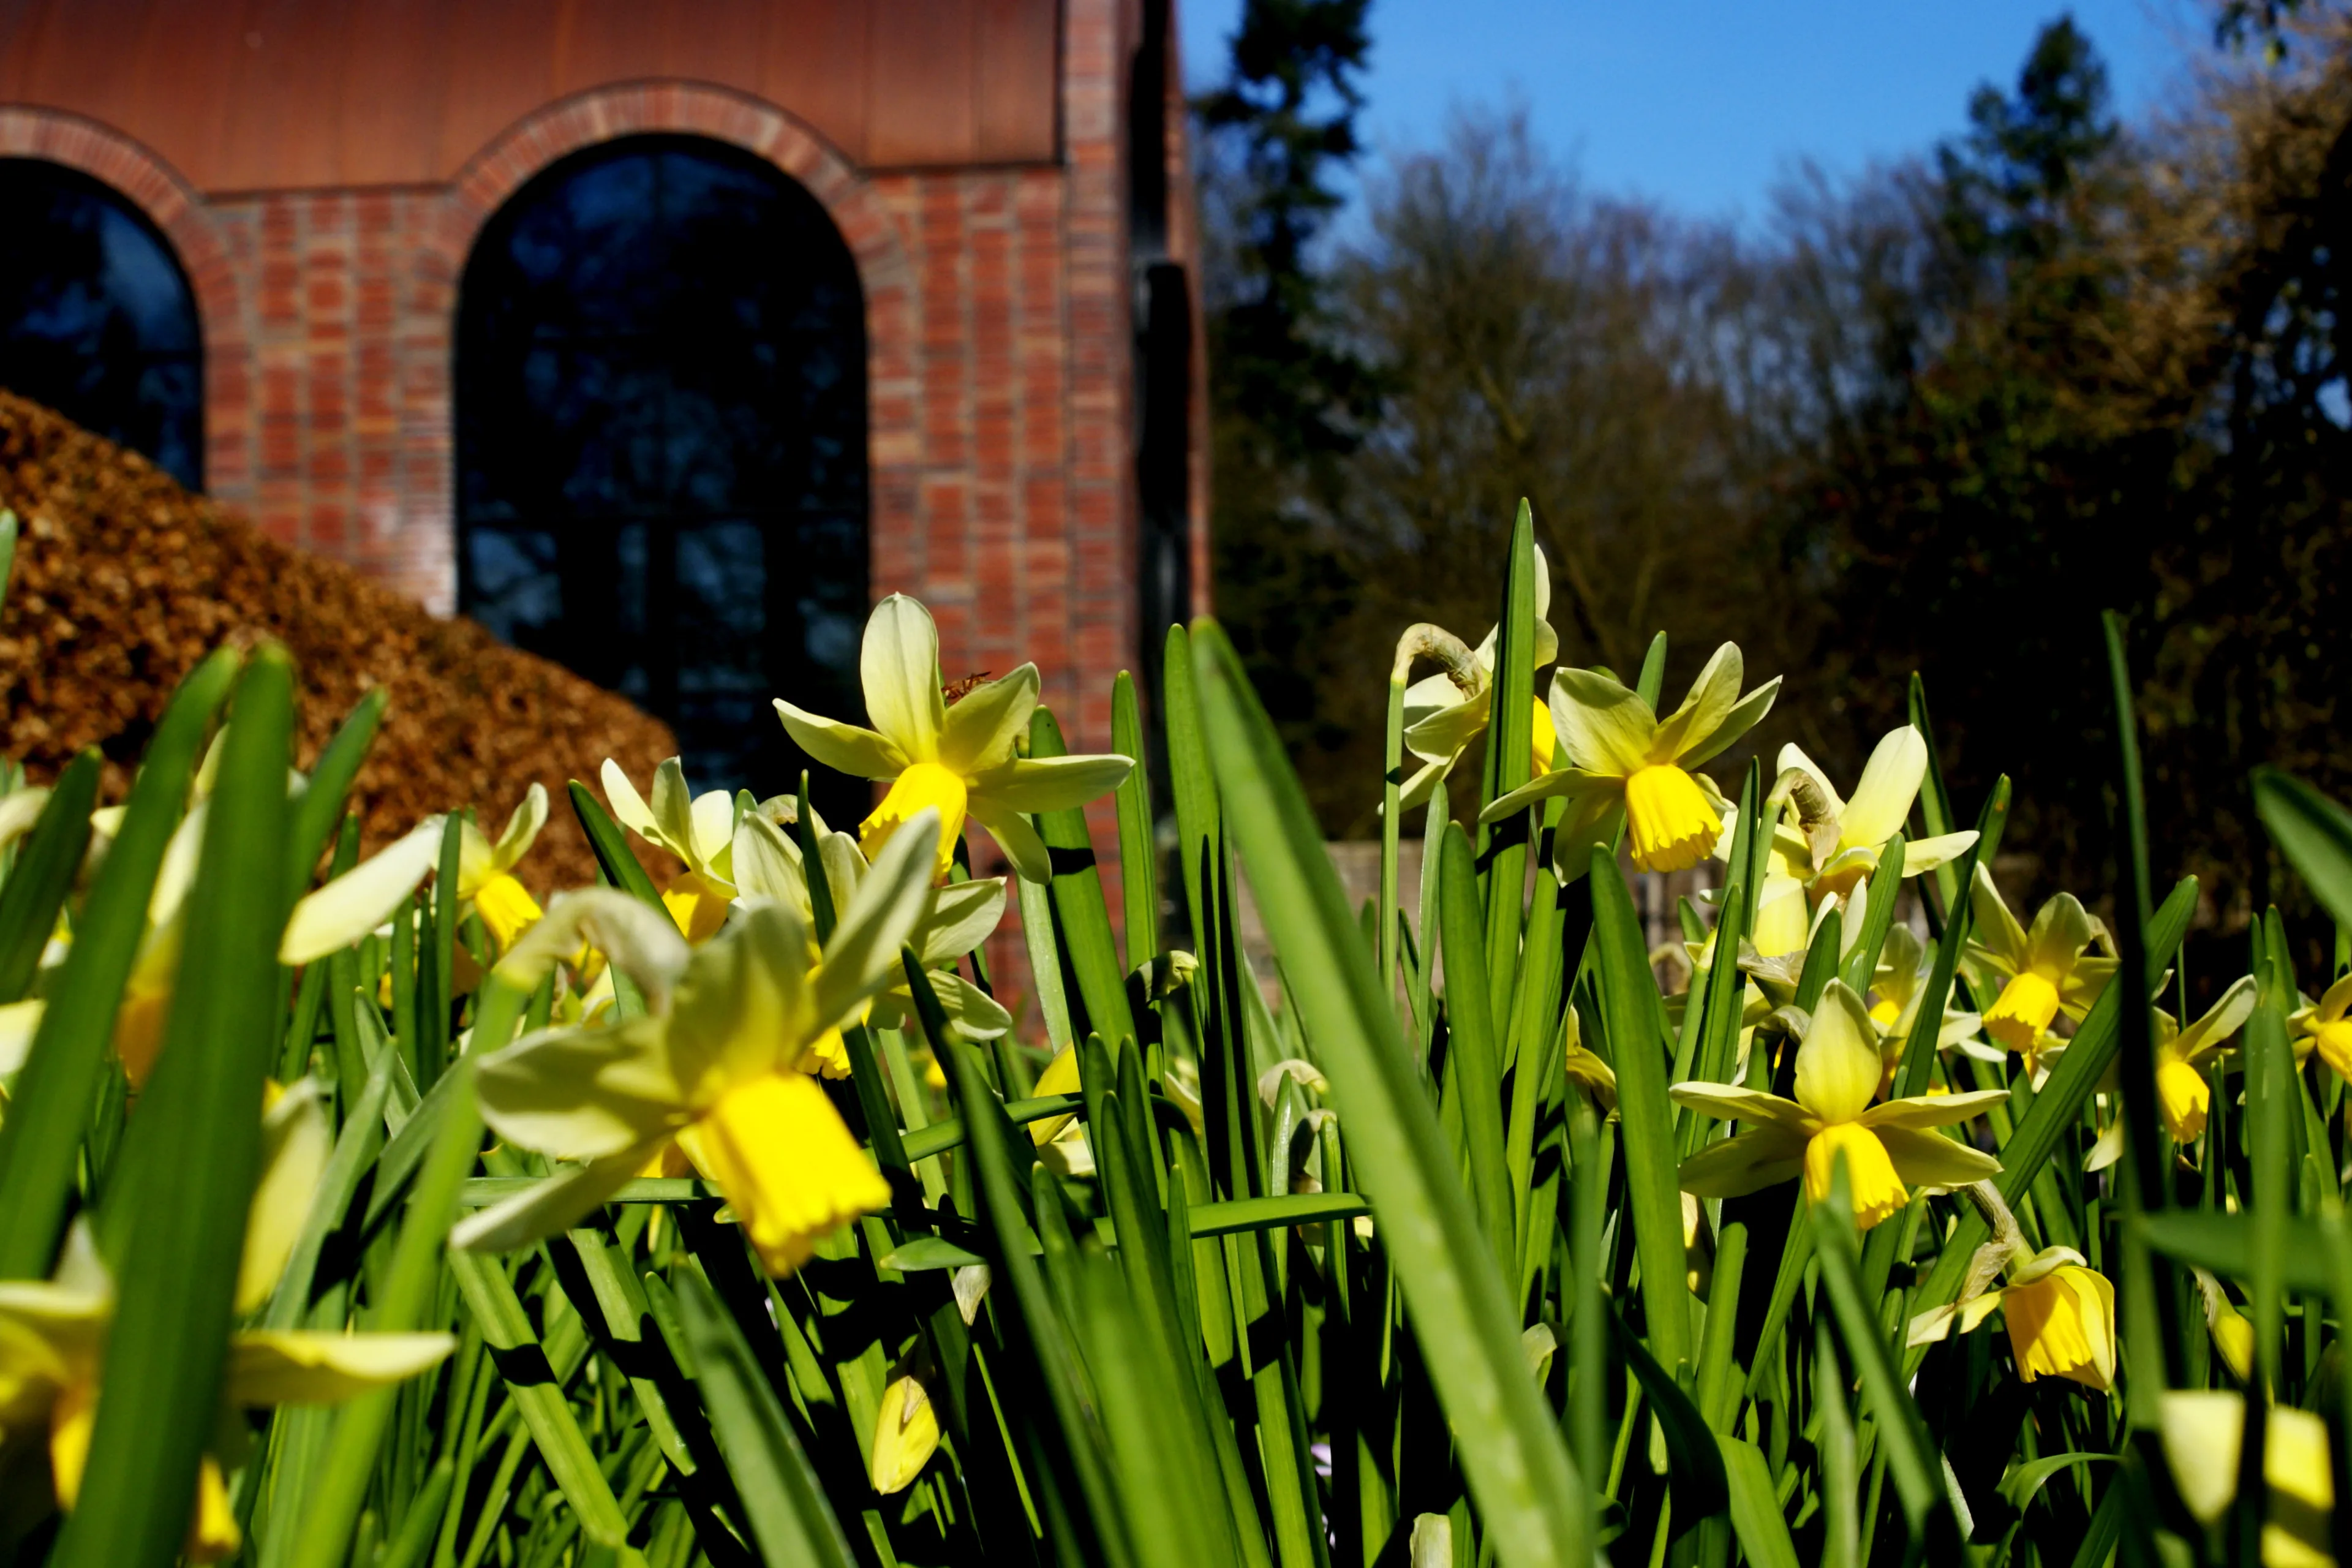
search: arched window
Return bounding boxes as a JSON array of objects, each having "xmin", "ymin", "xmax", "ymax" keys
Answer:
[
  {"xmin": 0, "ymin": 159, "xmax": 203, "ymax": 489},
  {"xmin": 456, "ymin": 135, "xmax": 869, "ymax": 802}
]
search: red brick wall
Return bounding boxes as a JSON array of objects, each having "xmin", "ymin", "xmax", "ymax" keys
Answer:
[{"xmin": 1, "ymin": 1, "xmax": 1168, "ymax": 1028}]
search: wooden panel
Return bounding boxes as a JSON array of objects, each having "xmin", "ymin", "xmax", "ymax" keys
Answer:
[
  {"xmin": 976, "ymin": 0, "xmax": 1057, "ymax": 161},
  {"xmin": 0, "ymin": 0, "xmax": 1061, "ymax": 192},
  {"xmin": 862, "ymin": 0, "xmax": 975, "ymax": 167}
]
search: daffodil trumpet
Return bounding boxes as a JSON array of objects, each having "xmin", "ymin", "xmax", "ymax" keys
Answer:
[
  {"xmin": 1482, "ymin": 642, "xmax": 1780, "ymax": 878},
  {"xmin": 1672, "ymin": 979, "xmax": 2005, "ymax": 1230},
  {"xmin": 774, "ymin": 594, "xmax": 1133, "ymax": 883}
]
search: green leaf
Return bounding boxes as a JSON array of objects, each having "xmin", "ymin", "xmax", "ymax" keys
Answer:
[
  {"xmin": 1189, "ymin": 618, "xmax": 1582, "ymax": 1568},
  {"xmin": 2256, "ymin": 768, "xmax": 2352, "ymax": 929},
  {"xmin": 285, "ymin": 688, "xmax": 386, "ymax": 903},
  {"xmin": 1479, "ymin": 502, "xmax": 1540, "ymax": 1028},
  {"xmin": 443, "ymin": 1250, "xmax": 635, "ymax": 1548},
  {"xmin": 1438, "ymin": 821, "xmax": 1515, "ymax": 1274},
  {"xmin": 1112, "ymin": 669, "xmax": 1160, "ymax": 968},
  {"xmin": 1999, "ymin": 1453, "xmax": 2117, "ymax": 1513},
  {"xmin": 1613, "ymin": 1304, "xmax": 1728, "ymax": 1517},
  {"xmin": 1589, "ymin": 844, "xmax": 1692, "ymax": 1371},
  {"xmin": 56, "ymin": 646, "xmax": 294, "ymax": 1568},
  {"xmin": 0, "ymin": 647, "xmax": 239, "ymax": 1278},
  {"xmin": 2141, "ymin": 1211, "xmax": 2332, "ymax": 1294},
  {"xmin": 0, "ymin": 748, "xmax": 97, "ymax": 1002},
  {"xmin": 671, "ymin": 1267, "xmax": 859, "ymax": 1568},
  {"xmin": 568, "ymin": 779, "xmax": 665, "ymax": 907},
  {"xmin": 1188, "ymin": 1191, "xmax": 1371, "ymax": 1238},
  {"xmin": 880, "ymin": 1235, "xmax": 991, "ymax": 1271},
  {"xmin": 1030, "ymin": 706, "xmax": 1140, "ymax": 1052},
  {"xmin": 1719, "ymin": 1436, "xmax": 1802, "ymax": 1568}
]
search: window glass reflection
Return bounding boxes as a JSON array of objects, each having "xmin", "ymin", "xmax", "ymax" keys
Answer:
[
  {"xmin": 458, "ymin": 137, "xmax": 869, "ymax": 802},
  {"xmin": 0, "ymin": 159, "xmax": 203, "ymax": 488}
]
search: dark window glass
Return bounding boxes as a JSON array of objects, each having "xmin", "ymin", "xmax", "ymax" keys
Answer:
[
  {"xmin": 0, "ymin": 159, "xmax": 203, "ymax": 489},
  {"xmin": 457, "ymin": 137, "xmax": 869, "ymax": 804}
]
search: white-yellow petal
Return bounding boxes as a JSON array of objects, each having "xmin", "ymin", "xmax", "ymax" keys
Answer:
[
  {"xmin": 450, "ymin": 1144, "xmax": 666, "ymax": 1254},
  {"xmin": 772, "ymin": 700, "xmax": 909, "ymax": 781},
  {"xmin": 862, "ymin": 594, "xmax": 947, "ymax": 763},
  {"xmin": 1838, "ymin": 726, "xmax": 1928, "ymax": 850},
  {"xmin": 812, "ymin": 812, "xmax": 942, "ymax": 1032},
  {"xmin": 279, "ymin": 822, "xmax": 442, "ymax": 965},
  {"xmin": 938, "ymin": 664, "xmax": 1042, "ymax": 777},
  {"xmin": 1793, "ymin": 981, "xmax": 1883, "ymax": 1125},
  {"xmin": 239, "ymin": 1080, "xmax": 330, "ymax": 1313},
  {"xmin": 1547, "ymin": 668, "xmax": 1656, "ymax": 777},
  {"xmin": 224, "ymin": 1330, "xmax": 456, "ymax": 1406}
]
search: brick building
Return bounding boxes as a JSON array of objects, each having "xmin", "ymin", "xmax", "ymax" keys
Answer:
[{"xmin": 0, "ymin": 0, "xmax": 1204, "ymax": 826}]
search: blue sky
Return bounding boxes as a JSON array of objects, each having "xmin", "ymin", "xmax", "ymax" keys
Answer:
[{"xmin": 1179, "ymin": 0, "xmax": 2211, "ymax": 227}]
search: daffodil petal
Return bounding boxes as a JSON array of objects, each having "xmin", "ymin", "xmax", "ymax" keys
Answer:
[
  {"xmin": 774, "ymin": 701, "xmax": 909, "ymax": 780},
  {"xmin": 1900, "ymin": 831, "xmax": 1980, "ymax": 875},
  {"xmin": 1856, "ymin": 1088, "xmax": 2011, "ymax": 1129},
  {"xmin": 938, "ymin": 664, "xmax": 1041, "ymax": 775},
  {"xmin": 813, "ymin": 811, "xmax": 941, "ymax": 1032},
  {"xmin": 2175, "ymin": 973, "xmax": 2258, "ymax": 1066},
  {"xmin": 1650, "ymin": 643, "xmax": 1745, "ymax": 762},
  {"xmin": 239, "ymin": 1081, "xmax": 330, "ymax": 1314},
  {"xmin": 972, "ymin": 755, "xmax": 1134, "ymax": 815},
  {"xmin": 2024, "ymin": 892, "xmax": 2097, "ymax": 976},
  {"xmin": 451, "ymin": 1142, "xmax": 666, "ymax": 1254},
  {"xmin": 1665, "ymin": 1083, "xmax": 1811, "ymax": 1128},
  {"xmin": 1793, "ymin": 980, "xmax": 1883, "ymax": 1125},
  {"xmin": 1548, "ymin": 667, "xmax": 1656, "ymax": 776},
  {"xmin": 1479, "ymin": 767, "xmax": 1611, "ymax": 824},
  {"xmin": 922, "ymin": 878, "xmax": 1008, "ymax": 964},
  {"xmin": 278, "ymin": 822, "xmax": 442, "ymax": 965},
  {"xmin": 224, "ymin": 1330, "xmax": 457, "ymax": 1406},
  {"xmin": 731, "ymin": 813, "xmax": 809, "ymax": 908},
  {"xmin": 492, "ymin": 783, "xmax": 548, "ymax": 873},
  {"xmin": 1969, "ymin": 864, "xmax": 2029, "ymax": 969},
  {"xmin": 1837, "ymin": 726, "xmax": 1928, "ymax": 849},
  {"xmin": 1402, "ymin": 696, "xmax": 1488, "ymax": 765},
  {"xmin": 1872, "ymin": 1125, "xmax": 2001, "ymax": 1188},
  {"xmin": 1677, "ymin": 676, "xmax": 1782, "ymax": 769},
  {"xmin": 475, "ymin": 1019, "xmax": 691, "ymax": 1159},
  {"xmin": 1675, "ymin": 1125, "xmax": 1808, "ymax": 1198},
  {"xmin": 600, "ymin": 758, "xmax": 660, "ymax": 839},
  {"xmin": 967, "ymin": 796, "xmax": 1052, "ymax": 883},
  {"xmin": 862, "ymin": 594, "xmax": 948, "ymax": 763}
]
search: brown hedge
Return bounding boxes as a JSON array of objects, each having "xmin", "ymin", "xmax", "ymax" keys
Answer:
[{"xmin": 0, "ymin": 391, "xmax": 677, "ymax": 893}]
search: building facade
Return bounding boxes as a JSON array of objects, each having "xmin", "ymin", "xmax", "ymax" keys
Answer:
[{"xmin": 0, "ymin": 0, "xmax": 1203, "ymax": 816}]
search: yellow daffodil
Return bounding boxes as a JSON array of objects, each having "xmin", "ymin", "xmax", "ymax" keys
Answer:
[
  {"xmin": 458, "ymin": 812, "xmax": 940, "ymax": 1276},
  {"xmin": 1744, "ymin": 728, "xmax": 1980, "ymax": 907},
  {"xmin": 2293, "ymin": 974, "xmax": 2352, "ymax": 1081},
  {"xmin": 1482, "ymin": 643, "xmax": 1781, "ymax": 876},
  {"xmin": 1393, "ymin": 551, "xmax": 1561, "ymax": 809},
  {"xmin": 1909, "ymin": 1243, "xmax": 2117, "ymax": 1390},
  {"xmin": 602, "ymin": 758, "xmax": 739, "ymax": 942},
  {"xmin": 869, "ymin": 1374, "xmax": 941, "ymax": 1494},
  {"xmin": 1869, "ymin": 924, "xmax": 1999, "ymax": 1093},
  {"xmin": 774, "ymin": 594, "xmax": 1133, "ymax": 883},
  {"xmin": 2081, "ymin": 976, "xmax": 2258, "ymax": 1171},
  {"xmin": 2153, "ymin": 976, "xmax": 2258, "ymax": 1143},
  {"xmin": 0, "ymin": 1087, "xmax": 453, "ymax": 1559},
  {"xmin": 1967, "ymin": 867, "xmax": 2116, "ymax": 1055},
  {"xmin": 1555, "ymin": 1003, "xmax": 1618, "ymax": 1114},
  {"xmin": 1671, "ymin": 979, "xmax": 2005, "ymax": 1230},
  {"xmin": 453, "ymin": 783, "xmax": 550, "ymax": 951},
  {"xmin": 729, "ymin": 811, "xmax": 1014, "ymax": 1060},
  {"xmin": 2161, "ymin": 1393, "xmax": 2334, "ymax": 1568}
]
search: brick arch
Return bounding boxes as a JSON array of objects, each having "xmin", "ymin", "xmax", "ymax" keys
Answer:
[
  {"xmin": 432, "ymin": 80, "xmax": 920, "ymax": 607},
  {"xmin": 0, "ymin": 108, "xmax": 243, "ymax": 487}
]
